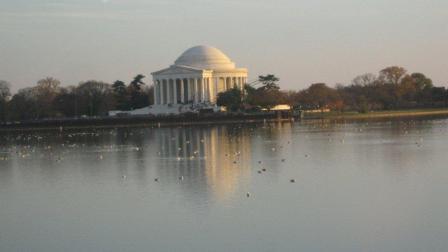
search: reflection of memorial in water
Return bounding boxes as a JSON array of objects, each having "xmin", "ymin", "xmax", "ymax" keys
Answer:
[{"xmin": 155, "ymin": 125, "xmax": 252, "ymax": 202}]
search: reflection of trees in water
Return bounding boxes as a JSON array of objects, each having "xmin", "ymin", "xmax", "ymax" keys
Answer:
[
  {"xmin": 0, "ymin": 128, "xmax": 154, "ymax": 183},
  {"xmin": 0, "ymin": 152, "xmax": 13, "ymax": 185},
  {"xmin": 113, "ymin": 128, "xmax": 158, "ymax": 184},
  {"xmin": 155, "ymin": 125, "xmax": 253, "ymax": 202}
]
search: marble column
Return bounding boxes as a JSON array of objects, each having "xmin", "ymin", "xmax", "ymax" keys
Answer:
[
  {"xmin": 188, "ymin": 79, "xmax": 193, "ymax": 102},
  {"xmin": 197, "ymin": 78, "xmax": 201, "ymax": 102},
  {"xmin": 193, "ymin": 78, "xmax": 198, "ymax": 104},
  {"xmin": 203, "ymin": 78, "xmax": 207, "ymax": 102},
  {"xmin": 170, "ymin": 79, "xmax": 176, "ymax": 104},
  {"xmin": 201, "ymin": 78, "xmax": 207, "ymax": 102},
  {"xmin": 168, "ymin": 79, "xmax": 176, "ymax": 104},
  {"xmin": 167, "ymin": 79, "xmax": 170, "ymax": 104},
  {"xmin": 164, "ymin": 80, "xmax": 167, "ymax": 104},
  {"xmin": 153, "ymin": 80, "xmax": 157, "ymax": 105},
  {"xmin": 205, "ymin": 78, "xmax": 209, "ymax": 102},
  {"xmin": 204, "ymin": 78, "xmax": 209, "ymax": 102},
  {"xmin": 180, "ymin": 79, "xmax": 185, "ymax": 103},
  {"xmin": 208, "ymin": 77, "xmax": 213, "ymax": 102},
  {"xmin": 161, "ymin": 80, "xmax": 165, "ymax": 104},
  {"xmin": 214, "ymin": 77, "xmax": 218, "ymax": 99},
  {"xmin": 198, "ymin": 78, "xmax": 204, "ymax": 103},
  {"xmin": 173, "ymin": 79, "xmax": 178, "ymax": 104},
  {"xmin": 157, "ymin": 80, "xmax": 161, "ymax": 105}
]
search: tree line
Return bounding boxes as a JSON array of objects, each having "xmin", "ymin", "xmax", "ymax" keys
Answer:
[
  {"xmin": 0, "ymin": 75, "xmax": 153, "ymax": 122},
  {"xmin": 217, "ymin": 66, "xmax": 448, "ymax": 113},
  {"xmin": 1, "ymin": 66, "xmax": 447, "ymax": 123}
]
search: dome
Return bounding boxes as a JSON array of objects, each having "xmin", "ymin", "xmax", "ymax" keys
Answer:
[{"xmin": 174, "ymin": 45, "xmax": 236, "ymax": 70}]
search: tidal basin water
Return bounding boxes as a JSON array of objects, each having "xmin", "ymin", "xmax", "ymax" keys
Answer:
[{"xmin": 1, "ymin": 118, "xmax": 448, "ymax": 252}]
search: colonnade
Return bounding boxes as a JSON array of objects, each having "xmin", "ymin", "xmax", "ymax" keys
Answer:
[
  {"xmin": 153, "ymin": 76, "xmax": 247, "ymax": 105},
  {"xmin": 220, "ymin": 76, "xmax": 247, "ymax": 91}
]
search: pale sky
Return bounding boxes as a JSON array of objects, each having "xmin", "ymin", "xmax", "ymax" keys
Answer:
[{"xmin": 0, "ymin": 0, "xmax": 447, "ymax": 92}]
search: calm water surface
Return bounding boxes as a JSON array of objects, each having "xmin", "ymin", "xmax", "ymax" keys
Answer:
[{"xmin": 1, "ymin": 119, "xmax": 448, "ymax": 252}]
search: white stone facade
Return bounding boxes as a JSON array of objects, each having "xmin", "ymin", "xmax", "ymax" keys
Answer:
[{"xmin": 151, "ymin": 45, "xmax": 248, "ymax": 106}]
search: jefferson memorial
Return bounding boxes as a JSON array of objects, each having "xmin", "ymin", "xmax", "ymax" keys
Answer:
[
  {"xmin": 109, "ymin": 45, "xmax": 248, "ymax": 116},
  {"xmin": 151, "ymin": 45, "xmax": 248, "ymax": 111}
]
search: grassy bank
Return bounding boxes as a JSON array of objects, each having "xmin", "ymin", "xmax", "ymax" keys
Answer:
[{"xmin": 304, "ymin": 108, "xmax": 448, "ymax": 120}]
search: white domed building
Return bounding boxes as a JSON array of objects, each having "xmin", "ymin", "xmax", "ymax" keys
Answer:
[{"xmin": 152, "ymin": 45, "xmax": 248, "ymax": 109}]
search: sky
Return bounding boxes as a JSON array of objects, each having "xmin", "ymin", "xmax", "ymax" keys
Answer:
[{"xmin": 0, "ymin": 0, "xmax": 447, "ymax": 92}]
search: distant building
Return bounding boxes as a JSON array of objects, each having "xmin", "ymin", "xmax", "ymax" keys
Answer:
[
  {"xmin": 109, "ymin": 45, "xmax": 248, "ymax": 116},
  {"xmin": 151, "ymin": 45, "xmax": 248, "ymax": 108}
]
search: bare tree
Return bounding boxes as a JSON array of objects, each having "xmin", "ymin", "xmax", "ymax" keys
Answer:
[
  {"xmin": 34, "ymin": 77, "xmax": 62, "ymax": 117},
  {"xmin": 0, "ymin": 81, "xmax": 11, "ymax": 100},
  {"xmin": 379, "ymin": 66, "xmax": 407, "ymax": 85},
  {"xmin": 35, "ymin": 77, "xmax": 60, "ymax": 99},
  {"xmin": 76, "ymin": 80, "xmax": 114, "ymax": 116},
  {"xmin": 0, "ymin": 80, "xmax": 11, "ymax": 122},
  {"xmin": 352, "ymin": 73, "xmax": 377, "ymax": 86}
]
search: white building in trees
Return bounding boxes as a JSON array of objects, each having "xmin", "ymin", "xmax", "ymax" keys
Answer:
[{"xmin": 151, "ymin": 45, "xmax": 248, "ymax": 106}]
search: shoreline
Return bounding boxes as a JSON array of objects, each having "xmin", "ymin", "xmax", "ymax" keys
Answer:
[
  {"xmin": 306, "ymin": 108, "xmax": 448, "ymax": 120},
  {"xmin": 1, "ymin": 108, "xmax": 448, "ymax": 132},
  {"xmin": 0, "ymin": 113, "xmax": 292, "ymax": 132}
]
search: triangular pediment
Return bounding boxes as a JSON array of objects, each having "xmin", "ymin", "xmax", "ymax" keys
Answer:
[{"xmin": 151, "ymin": 65, "xmax": 205, "ymax": 76}]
